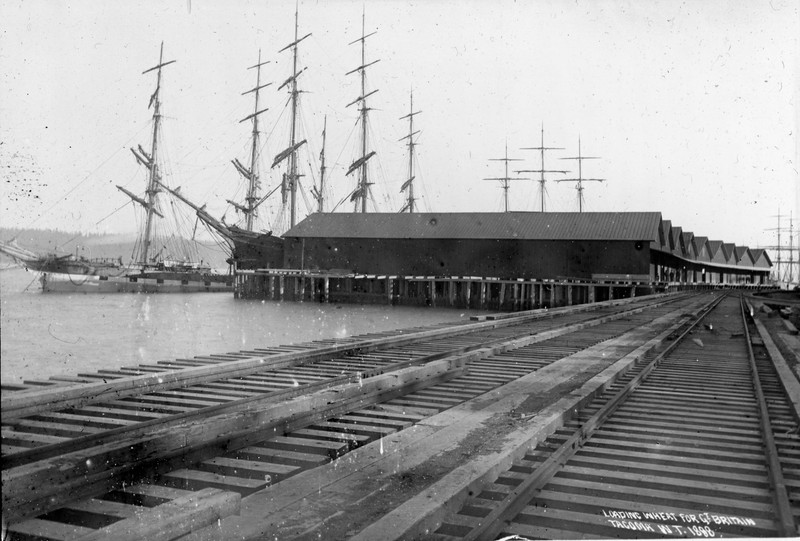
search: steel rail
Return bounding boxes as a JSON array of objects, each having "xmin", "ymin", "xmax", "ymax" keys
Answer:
[
  {"xmin": 461, "ymin": 291, "xmax": 727, "ymax": 541},
  {"xmin": 740, "ymin": 295, "xmax": 797, "ymax": 536}
]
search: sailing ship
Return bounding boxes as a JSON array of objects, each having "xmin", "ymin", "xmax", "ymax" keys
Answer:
[
  {"xmin": 162, "ymin": 8, "xmax": 410, "ymax": 281},
  {"xmin": 163, "ymin": 8, "xmax": 316, "ymax": 275},
  {"xmin": 0, "ymin": 43, "xmax": 233, "ymax": 293}
]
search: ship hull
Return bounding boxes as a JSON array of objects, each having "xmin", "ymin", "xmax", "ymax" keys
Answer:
[
  {"xmin": 228, "ymin": 228, "xmax": 285, "ymax": 271},
  {"xmin": 40, "ymin": 272, "xmax": 233, "ymax": 294}
]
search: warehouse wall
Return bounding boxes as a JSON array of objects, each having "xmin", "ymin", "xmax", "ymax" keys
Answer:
[{"xmin": 283, "ymin": 237, "xmax": 650, "ymax": 280}]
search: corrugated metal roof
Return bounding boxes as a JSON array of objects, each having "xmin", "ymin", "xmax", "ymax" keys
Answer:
[{"xmin": 284, "ymin": 212, "xmax": 663, "ymax": 241}]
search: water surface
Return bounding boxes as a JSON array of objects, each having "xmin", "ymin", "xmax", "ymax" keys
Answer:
[{"xmin": 1, "ymin": 267, "xmax": 479, "ymax": 384}]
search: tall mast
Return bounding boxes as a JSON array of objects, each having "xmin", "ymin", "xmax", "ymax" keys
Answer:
[
  {"xmin": 313, "ymin": 116, "xmax": 327, "ymax": 213},
  {"xmin": 346, "ymin": 8, "xmax": 379, "ymax": 213},
  {"xmin": 399, "ymin": 90, "xmax": 421, "ymax": 213},
  {"xmin": 787, "ymin": 212, "xmax": 794, "ymax": 284},
  {"xmin": 288, "ymin": 8, "xmax": 300, "ymax": 227},
  {"xmin": 557, "ymin": 136, "xmax": 604, "ymax": 212},
  {"xmin": 311, "ymin": 117, "xmax": 327, "ymax": 213},
  {"xmin": 516, "ymin": 124, "xmax": 567, "ymax": 212},
  {"xmin": 766, "ymin": 210, "xmax": 784, "ymax": 282},
  {"xmin": 484, "ymin": 140, "xmax": 527, "ymax": 213},
  {"xmin": 137, "ymin": 42, "xmax": 175, "ymax": 266},
  {"xmin": 232, "ymin": 51, "xmax": 271, "ymax": 231},
  {"xmin": 274, "ymin": 5, "xmax": 310, "ymax": 229}
]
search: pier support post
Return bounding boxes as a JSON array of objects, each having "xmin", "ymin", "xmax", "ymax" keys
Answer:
[
  {"xmin": 567, "ymin": 285, "xmax": 573, "ymax": 306},
  {"xmin": 480, "ymin": 281, "xmax": 486, "ymax": 308},
  {"xmin": 588, "ymin": 284, "xmax": 595, "ymax": 303},
  {"xmin": 278, "ymin": 275, "xmax": 285, "ymax": 301},
  {"xmin": 269, "ymin": 276, "xmax": 275, "ymax": 300},
  {"xmin": 513, "ymin": 283, "xmax": 520, "ymax": 311},
  {"xmin": 429, "ymin": 279, "xmax": 436, "ymax": 307},
  {"xmin": 299, "ymin": 277, "xmax": 305, "ymax": 302},
  {"xmin": 465, "ymin": 281, "xmax": 471, "ymax": 308},
  {"xmin": 529, "ymin": 281, "xmax": 535, "ymax": 309},
  {"xmin": 499, "ymin": 283, "xmax": 506, "ymax": 311},
  {"xmin": 608, "ymin": 285, "xmax": 614, "ymax": 301},
  {"xmin": 324, "ymin": 277, "xmax": 330, "ymax": 303},
  {"xmin": 387, "ymin": 277, "xmax": 392, "ymax": 304},
  {"xmin": 449, "ymin": 280, "xmax": 455, "ymax": 306}
]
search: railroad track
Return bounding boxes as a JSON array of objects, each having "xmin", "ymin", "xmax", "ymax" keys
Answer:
[
  {"xmin": 1, "ymin": 291, "xmax": 742, "ymax": 540},
  {"xmin": 429, "ymin": 294, "xmax": 800, "ymax": 539}
]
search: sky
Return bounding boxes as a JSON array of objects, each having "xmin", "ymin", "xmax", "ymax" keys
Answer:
[{"xmin": 1, "ymin": 0, "xmax": 798, "ymax": 253}]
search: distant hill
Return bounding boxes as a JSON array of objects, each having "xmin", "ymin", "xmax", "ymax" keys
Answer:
[{"xmin": 0, "ymin": 228, "xmax": 230, "ymax": 269}]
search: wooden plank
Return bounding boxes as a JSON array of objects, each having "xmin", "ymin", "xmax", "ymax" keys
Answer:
[
  {"xmin": 116, "ymin": 394, "xmax": 222, "ymax": 408},
  {"xmin": 159, "ymin": 468, "xmax": 267, "ymax": 492},
  {"xmin": 200, "ymin": 456, "xmax": 298, "ymax": 480},
  {"xmin": 69, "ymin": 405, "xmax": 166, "ymax": 421},
  {"xmin": 75, "ymin": 488, "xmax": 240, "ymax": 541},
  {"xmin": 2, "ymin": 428, "xmax": 69, "ymax": 446},
  {"xmin": 121, "ymin": 483, "xmax": 195, "ymax": 500},
  {"xmin": 411, "ymin": 388, "xmax": 477, "ymax": 400},
  {"xmin": 234, "ymin": 445, "xmax": 330, "ymax": 467},
  {"xmin": 147, "ymin": 389, "xmax": 236, "ymax": 403},
  {"xmin": 64, "ymin": 498, "xmax": 143, "ymax": 519},
  {"xmin": 551, "ymin": 431, "xmax": 764, "ymax": 461},
  {"xmin": 399, "ymin": 393, "xmax": 464, "ymax": 406},
  {"xmin": 291, "ymin": 427, "xmax": 371, "ymax": 447},
  {"xmin": 362, "ymin": 404, "xmax": 427, "ymax": 422},
  {"xmin": 7, "ymin": 517, "xmax": 96, "ymax": 540},
  {"xmin": 559, "ymin": 464, "xmax": 772, "ymax": 499},
  {"xmin": 565, "ymin": 453, "xmax": 768, "ymax": 485},
  {"xmin": 502, "ymin": 518, "xmax": 619, "ymax": 540},
  {"xmin": 32, "ymin": 411, "xmax": 141, "ymax": 428},
  {"xmin": 12, "ymin": 419, "xmax": 104, "ymax": 438},
  {"xmin": 1, "ymin": 443, "xmax": 31, "ymax": 455},
  {"xmin": 98, "ymin": 399, "xmax": 197, "ymax": 414},
  {"xmin": 313, "ymin": 420, "xmax": 397, "ymax": 438},
  {"xmin": 259, "ymin": 435, "xmax": 349, "ymax": 458},
  {"xmin": 334, "ymin": 413, "xmax": 416, "ymax": 429},
  {"xmin": 386, "ymin": 398, "xmax": 448, "ymax": 414}
]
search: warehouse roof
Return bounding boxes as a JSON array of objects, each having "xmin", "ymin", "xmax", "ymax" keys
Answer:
[{"xmin": 284, "ymin": 212, "xmax": 663, "ymax": 241}]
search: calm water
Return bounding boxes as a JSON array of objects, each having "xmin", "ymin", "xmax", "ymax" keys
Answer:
[{"xmin": 1, "ymin": 267, "xmax": 480, "ymax": 385}]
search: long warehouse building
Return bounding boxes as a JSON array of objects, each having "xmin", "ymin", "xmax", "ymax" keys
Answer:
[{"xmin": 279, "ymin": 212, "xmax": 771, "ymax": 284}]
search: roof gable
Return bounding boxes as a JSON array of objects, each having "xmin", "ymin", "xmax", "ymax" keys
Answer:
[
  {"xmin": 735, "ymin": 246, "xmax": 754, "ymax": 265},
  {"xmin": 749, "ymin": 248, "xmax": 772, "ymax": 269},
  {"xmin": 669, "ymin": 226, "xmax": 682, "ymax": 253},
  {"xmin": 707, "ymin": 240, "xmax": 725, "ymax": 263},
  {"xmin": 680, "ymin": 232, "xmax": 694, "ymax": 258},
  {"xmin": 722, "ymin": 243, "xmax": 736, "ymax": 264},
  {"xmin": 692, "ymin": 236, "xmax": 710, "ymax": 261}
]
